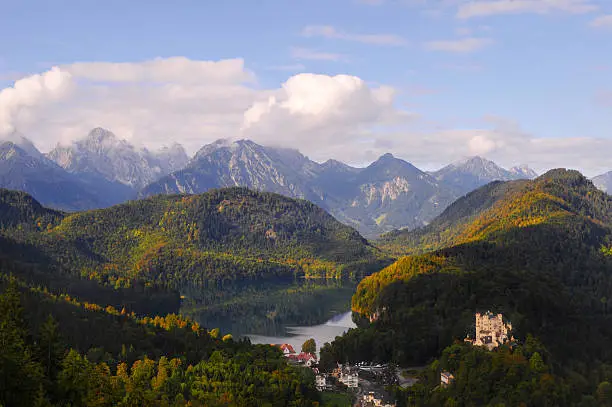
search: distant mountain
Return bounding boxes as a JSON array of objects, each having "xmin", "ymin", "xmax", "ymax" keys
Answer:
[
  {"xmin": 141, "ymin": 140, "xmax": 458, "ymax": 237},
  {"xmin": 1, "ymin": 131, "xmax": 47, "ymax": 159},
  {"xmin": 48, "ymin": 127, "xmax": 189, "ymax": 190},
  {"xmin": 330, "ymin": 153, "xmax": 458, "ymax": 236},
  {"xmin": 430, "ymin": 156, "xmax": 535, "ymax": 196},
  {"xmin": 509, "ymin": 164, "xmax": 538, "ymax": 179},
  {"xmin": 593, "ymin": 171, "xmax": 612, "ymax": 193},
  {"xmin": 1, "ymin": 131, "xmax": 543, "ymax": 237},
  {"xmin": 0, "ymin": 141, "xmax": 123, "ymax": 211}
]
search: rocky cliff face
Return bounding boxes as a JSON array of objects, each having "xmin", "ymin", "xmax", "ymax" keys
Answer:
[
  {"xmin": 48, "ymin": 127, "xmax": 189, "ymax": 190},
  {"xmin": 430, "ymin": 156, "xmax": 536, "ymax": 196},
  {"xmin": 141, "ymin": 141, "xmax": 457, "ymax": 237}
]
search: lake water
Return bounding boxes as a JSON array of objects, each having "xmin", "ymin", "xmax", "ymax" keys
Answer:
[
  {"xmin": 247, "ymin": 311, "xmax": 356, "ymax": 356},
  {"xmin": 180, "ymin": 279, "xmax": 358, "ymax": 350}
]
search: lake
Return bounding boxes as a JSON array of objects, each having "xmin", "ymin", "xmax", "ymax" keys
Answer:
[
  {"xmin": 248, "ymin": 311, "xmax": 356, "ymax": 356},
  {"xmin": 180, "ymin": 278, "xmax": 358, "ymax": 349}
]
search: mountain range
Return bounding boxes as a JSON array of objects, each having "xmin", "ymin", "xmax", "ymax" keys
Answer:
[
  {"xmin": 7, "ymin": 127, "xmax": 611, "ymax": 237},
  {"xmin": 139, "ymin": 138, "xmax": 540, "ymax": 237}
]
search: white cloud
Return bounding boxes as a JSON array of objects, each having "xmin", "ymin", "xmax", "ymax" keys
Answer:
[
  {"xmin": 590, "ymin": 14, "xmax": 612, "ymax": 28},
  {"xmin": 457, "ymin": 0, "xmax": 598, "ymax": 19},
  {"xmin": 62, "ymin": 57, "xmax": 254, "ymax": 84},
  {"xmin": 0, "ymin": 67, "xmax": 73, "ymax": 134},
  {"xmin": 1, "ymin": 57, "xmax": 611, "ymax": 177},
  {"xmin": 241, "ymin": 73, "xmax": 407, "ymax": 150},
  {"xmin": 290, "ymin": 47, "xmax": 347, "ymax": 61},
  {"xmin": 301, "ymin": 25, "xmax": 407, "ymax": 46},
  {"xmin": 425, "ymin": 37, "xmax": 493, "ymax": 52}
]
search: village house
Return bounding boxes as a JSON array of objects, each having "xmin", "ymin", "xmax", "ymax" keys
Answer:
[
  {"xmin": 465, "ymin": 311, "xmax": 514, "ymax": 351},
  {"xmin": 440, "ymin": 371, "xmax": 454, "ymax": 387},
  {"xmin": 277, "ymin": 343, "xmax": 296, "ymax": 356},
  {"xmin": 288, "ymin": 352, "xmax": 318, "ymax": 367}
]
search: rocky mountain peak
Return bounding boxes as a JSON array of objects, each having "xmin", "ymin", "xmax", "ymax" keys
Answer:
[
  {"xmin": 47, "ymin": 127, "xmax": 188, "ymax": 190},
  {"xmin": 510, "ymin": 164, "xmax": 538, "ymax": 179},
  {"xmin": 0, "ymin": 132, "xmax": 44, "ymax": 159}
]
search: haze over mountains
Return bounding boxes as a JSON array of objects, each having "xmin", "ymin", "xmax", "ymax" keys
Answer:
[{"xmin": 3, "ymin": 127, "xmax": 610, "ymax": 237}]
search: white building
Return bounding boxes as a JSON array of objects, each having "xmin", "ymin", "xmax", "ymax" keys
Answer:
[
  {"xmin": 465, "ymin": 311, "xmax": 514, "ymax": 351},
  {"xmin": 340, "ymin": 371, "xmax": 359, "ymax": 388}
]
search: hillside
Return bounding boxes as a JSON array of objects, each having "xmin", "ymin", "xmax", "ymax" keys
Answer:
[
  {"xmin": 0, "ymin": 188, "xmax": 64, "ymax": 229},
  {"xmin": 321, "ymin": 170, "xmax": 612, "ymax": 402},
  {"xmin": 0, "ymin": 187, "xmax": 386, "ymax": 289},
  {"xmin": 378, "ymin": 179, "xmax": 530, "ymax": 255},
  {"xmin": 0, "ymin": 247, "xmax": 320, "ymax": 406}
]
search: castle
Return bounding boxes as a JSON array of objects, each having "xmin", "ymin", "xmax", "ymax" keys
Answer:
[{"xmin": 465, "ymin": 311, "xmax": 514, "ymax": 351}]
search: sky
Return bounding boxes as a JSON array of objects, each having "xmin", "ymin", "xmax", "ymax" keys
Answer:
[{"xmin": 0, "ymin": 0, "xmax": 611, "ymax": 176}]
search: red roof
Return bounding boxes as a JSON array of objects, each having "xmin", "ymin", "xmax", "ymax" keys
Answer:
[
  {"xmin": 296, "ymin": 352, "xmax": 317, "ymax": 362},
  {"xmin": 279, "ymin": 343, "xmax": 296, "ymax": 354}
]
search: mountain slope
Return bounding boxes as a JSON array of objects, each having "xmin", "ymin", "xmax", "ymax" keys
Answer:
[
  {"xmin": 378, "ymin": 179, "xmax": 530, "ymax": 255},
  {"xmin": 140, "ymin": 139, "xmax": 321, "ymax": 202},
  {"xmin": 141, "ymin": 140, "xmax": 459, "ymax": 237},
  {"xmin": 0, "ymin": 187, "xmax": 387, "ymax": 286},
  {"xmin": 0, "ymin": 188, "xmax": 63, "ymax": 229},
  {"xmin": 0, "ymin": 141, "xmax": 121, "ymax": 211},
  {"xmin": 331, "ymin": 153, "xmax": 458, "ymax": 236},
  {"xmin": 48, "ymin": 127, "xmax": 189, "ymax": 190},
  {"xmin": 431, "ymin": 156, "xmax": 536, "ymax": 195},
  {"xmin": 593, "ymin": 171, "xmax": 612, "ymax": 193},
  {"xmin": 322, "ymin": 170, "xmax": 612, "ymax": 373}
]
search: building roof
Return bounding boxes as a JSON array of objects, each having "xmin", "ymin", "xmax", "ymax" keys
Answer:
[
  {"xmin": 278, "ymin": 343, "xmax": 296, "ymax": 354},
  {"xmin": 289, "ymin": 352, "xmax": 317, "ymax": 362}
]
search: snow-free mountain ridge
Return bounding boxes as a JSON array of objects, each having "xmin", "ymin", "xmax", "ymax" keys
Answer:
[{"xmin": 1, "ymin": 128, "xmax": 552, "ymax": 236}]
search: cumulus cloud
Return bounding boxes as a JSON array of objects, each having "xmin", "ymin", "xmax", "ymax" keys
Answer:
[
  {"xmin": 457, "ymin": 0, "xmax": 598, "ymax": 19},
  {"xmin": 301, "ymin": 25, "xmax": 407, "ymax": 46},
  {"xmin": 241, "ymin": 73, "xmax": 406, "ymax": 150},
  {"xmin": 425, "ymin": 37, "xmax": 494, "ymax": 52},
  {"xmin": 590, "ymin": 14, "xmax": 612, "ymax": 28},
  {"xmin": 1, "ymin": 57, "xmax": 611, "ymax": 177},
  {"xmin": 0, "ymin": 67, "xmax": 73, "ymax": 135}
]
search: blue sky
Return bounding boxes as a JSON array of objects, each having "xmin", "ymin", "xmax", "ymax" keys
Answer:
[{"xmin": 0, "ymin": 0, "xmax": 611, "ymax": 175}]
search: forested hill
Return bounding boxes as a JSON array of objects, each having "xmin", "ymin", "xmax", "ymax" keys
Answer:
[
  {"xmin": 0, "ymin": 188, "xmax": 64, "ymax": 229},
  {"xmin": 378, "ymin": 169, "xmax": 611, "ymax": 255},
  {"xmin": 321, "ymin": 169, "xmax": 612, "ymax": 404},
  {"xmin": 0, "ymin": 187, "xmax": 387, "ymax": 289},
  {"xmin": 377, "ymin": 179, "xmax": 529, "ymax": 255}
]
